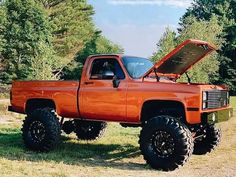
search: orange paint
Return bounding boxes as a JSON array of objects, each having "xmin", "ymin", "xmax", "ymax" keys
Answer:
[{"xmin": 9, "ymin": 39, "xmax": 230, "ymax": 125}]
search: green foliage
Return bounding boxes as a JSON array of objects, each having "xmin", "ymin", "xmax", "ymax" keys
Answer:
[
  {"xmin": 177, "ymin": 16, "xmax": 223, "ymax": 83},
  {"xmin": 0, "ymin": 0, "xmax": 56, "ymax": 83},
  {"xmin": 0, "ymin": 4, "xmax": 6, "ymax": 52},
  {"xmin": 46, "ymin": 0, "xmax": 96, "ymax": 60},
  {"xmin": 35, "ymin": 0, "xmax": 123, "ymax": 80},
  {"xmin": 152, "ymin": 16, "xmax": 223, "ymax": 83},
  {"xmin": 62, "ymin": 34, "xmax": 124, "ymax": 80},
  {"xmin": 152, "ymin": 28, "xmax": 176, "ymax": 61},
  {"xmin": 0, "ymin": 4, "xmax": 6, "ymax": 72},
  {"xmin": 181, "ymin": 0, "xmax": 236, "ymax": 92},
  {"xmin": 30, "ymin": 42, "xmax": 58, "ymax": 80},
  {"xmin": 76, "ymin": 34, "xmax": 123, "ymax": 64},
  {"xmin": 0, "ymin": 0, "xmax": 122, "ymax": 82}
]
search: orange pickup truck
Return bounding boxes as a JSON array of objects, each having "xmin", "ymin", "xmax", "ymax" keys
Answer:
[{"xmin": 8, "ymin": 39, "xmax": 232, "ymax": 171}]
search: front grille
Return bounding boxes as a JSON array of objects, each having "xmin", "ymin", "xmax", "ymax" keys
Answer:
[{"xmin": 203, "ymin": 90, "xmax": 229, "ymax": 109}]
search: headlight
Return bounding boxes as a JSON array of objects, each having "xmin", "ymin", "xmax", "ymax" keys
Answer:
[{"xmin": 202, "ymin": 91, "xmax": 207, "ymax": 101}]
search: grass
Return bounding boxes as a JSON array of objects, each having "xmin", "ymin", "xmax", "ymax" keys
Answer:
[
  {"xmin": 0, "ymin": 97, "xmax": 235, "ymax": 177},
  {"xmin": 230, "ymin": 96, "xmax": 236, "ymax": 109},
  {"xmin": 0, "ymin": 93, "xmax": 9, "ymax": 99},
  {"xmin": 0, "ymin": 123, "xmax": 146, "ymax": 177},
  {"xmin": 0, "ymin": 84, "xmax": 10, "ymax": 99}
]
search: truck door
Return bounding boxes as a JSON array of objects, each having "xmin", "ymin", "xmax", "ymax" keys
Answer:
[{"xmin": 79, "ymin": 57, "xmax": 127, "ymax": 121}]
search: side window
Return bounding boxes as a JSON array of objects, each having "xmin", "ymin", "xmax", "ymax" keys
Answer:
[{"xmin": 90, "ymin": 59, "xmax": 125, "ymax": 80}]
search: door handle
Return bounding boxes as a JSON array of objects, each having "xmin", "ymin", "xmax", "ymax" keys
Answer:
[{"xmin": 84, "ymin": 81, "xmax": 94, "ymax": 85}]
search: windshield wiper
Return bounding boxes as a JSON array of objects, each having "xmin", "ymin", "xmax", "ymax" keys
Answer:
[{"xmin": 185, "ymin": 72, "xmax": 191, "ymax": 84}]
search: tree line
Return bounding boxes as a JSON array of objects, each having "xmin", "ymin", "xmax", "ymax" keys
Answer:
[
  {"xmin": 0, "ymin": 0, "xmax": 235, "ymax": 93},
  {"xmin": 0, "ymin": 0, "xmax": 123, "ymax": 83},
  {"xmin": 153, "ymin": 0, "xmax": 236, "ymax": 93}
]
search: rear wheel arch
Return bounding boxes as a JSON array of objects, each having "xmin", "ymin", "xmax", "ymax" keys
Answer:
[
  {"xmin": 140, "ymin": 99, "xmax": 186, "ymax": 124},
  {"xmin": 25, "ymin": 99, "xmax": 57, "ymax": 114}
]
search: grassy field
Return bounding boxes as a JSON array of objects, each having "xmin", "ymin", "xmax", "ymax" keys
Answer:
[{"xmin": 0, "ymin": 98, "xmax": 235, "ymax": 177}]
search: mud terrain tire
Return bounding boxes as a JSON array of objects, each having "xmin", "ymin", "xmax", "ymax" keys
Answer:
[
  {"xmin": 139, "ymin": 115, "xmax": 193, "ymax": 171},
  {"xmin": 74, "ymin": 120, "xmax": 107, "ymax": 140},
  {"xmin": 22, "ymin": 108, "xmax": 61, "ymax": 152},
  {"xmin": 193, "ymin": 124, "xmax": 221, "ymax": 155}
]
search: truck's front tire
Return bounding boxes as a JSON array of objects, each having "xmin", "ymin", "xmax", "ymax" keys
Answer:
[
  {"xmin": 74, "ymin": 120, "xmax": 107, "ymax": 140},
  {"xmin": 139, "ymin": 115, "xmax": 193, "ymax": 171},
  {"xmin": 22, "ymin": 108, "xmax": 61, "ymax": 152},
  {"xmin": 193, "ymin": 124, "xmax": 221, "ymax": 155}
]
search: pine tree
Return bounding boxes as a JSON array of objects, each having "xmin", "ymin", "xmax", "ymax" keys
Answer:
[
  {"xmin": 0, "ymin": 0, "xmax": 124, "ymax": 82},
  {"xmin": 37, "ymin": 0, "xmax": 97, "ymax": 62},
  {"xmin": 180, "ymin": 0, "xmax": 236, "ymax": 92},
  {"xmin": 62, "ymin": 33, "xmax": 124, "ymax": 80},
  {"xmin": 0, "ymin": 0, "xmax": 56, "ymax": 83},
  {"xmin": 36, "ymin": 0, "xmax": 124, "ymax": 80}
]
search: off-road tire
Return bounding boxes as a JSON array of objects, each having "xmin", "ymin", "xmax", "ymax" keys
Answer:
[
  {"xmin": 193, "ymin": 124, "xmax": 221, "ymax": 155},
  {"xmin": 139, "ymin": 115, "xmax": 194, "ymax": 171},
  {"xmin": 74, "ymin": 120, "xmax": 107, "ymax": 140},
  {"xmin": 62, "ymin": 120, "xmax": 75, "ymax": 134},
  {"xmin": 22, "ymin": 108, "xmax": 61, "ymax": 152}
]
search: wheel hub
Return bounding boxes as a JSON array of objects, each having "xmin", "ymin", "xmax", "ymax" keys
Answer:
[
  {"xmin": 152, "ymin": 131, "xmax": 175, "ymax": 158},
  {"xmin": 81, "ymin": 125, "xmax": 93, "ymax": 133},
  {"xmin": 29, "ymin": 121, "xmax": 46, "ymax": 143}
]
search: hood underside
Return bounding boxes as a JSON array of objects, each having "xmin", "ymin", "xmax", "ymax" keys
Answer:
[{"xmin": 144, "ymin": 39, "xmax": 217, "ymax": 79}]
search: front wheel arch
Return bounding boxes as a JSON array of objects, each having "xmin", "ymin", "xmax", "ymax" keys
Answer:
[{"xmin": 140, "ymin": 100, "xmax": 186, "ymax": 124}]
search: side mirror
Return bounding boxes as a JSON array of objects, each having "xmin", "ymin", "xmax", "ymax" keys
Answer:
[
  {"xmin": 113, "ymin": 76, "xmax": 120, "ymax": 88},
  {"xmin": 102, "ymin": 70, "xmax": 114, "ymax": 79}
]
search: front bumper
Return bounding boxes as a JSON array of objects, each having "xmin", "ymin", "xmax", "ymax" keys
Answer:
[{"xmin": 206, "ymin": 107, "xmax": 233, "ymax": 123}]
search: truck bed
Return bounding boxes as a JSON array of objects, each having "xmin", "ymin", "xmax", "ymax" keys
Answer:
[{"xmin": 10, "ymin": 80, "xmax": 80, "ymax": 118}]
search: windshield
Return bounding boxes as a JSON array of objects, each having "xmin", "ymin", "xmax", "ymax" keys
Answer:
[{"xmin": 122, "ymin": 56, "xmax": 153, "ymax": 79}]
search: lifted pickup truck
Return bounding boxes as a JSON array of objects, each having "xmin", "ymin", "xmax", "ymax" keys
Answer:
[{"xmin": 9, "ymin": 39, "xmax": 232, "ymax": 171}]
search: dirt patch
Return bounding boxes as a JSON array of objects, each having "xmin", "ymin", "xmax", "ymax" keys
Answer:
[
  {"xmin": 0, "ymin": 115, "xmax": 17, "ymax": 124},
  {"xmin": 0, "ymin": 99, "xmax": 21, "ymax": 124},
  {"xmin": 0, "ymin": 99, "xmax": 9, "ymax": 103}
]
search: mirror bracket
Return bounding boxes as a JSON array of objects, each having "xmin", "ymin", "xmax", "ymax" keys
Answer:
[{"xmin": 112, "ymin": 76, "xmax": 120, "ymax": 88}]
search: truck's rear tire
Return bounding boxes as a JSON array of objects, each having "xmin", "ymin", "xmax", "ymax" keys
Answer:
[
  {"xmin": 139, "ymin": 115, "xmax": 193, "ymax": 171},
  {"xmin": 193, "ymin": 124, "xmax": 221, "ymax": 155},
  {"xmin": 22, "ymin": 108, "xmax": 61, "ymax": 152},
  {"xmin": 74, "ymin": 120, "xmax": 107, "ymax": 140}
]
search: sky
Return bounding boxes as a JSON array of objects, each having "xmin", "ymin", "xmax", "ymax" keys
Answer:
[{"xmin": 88, "ymin": 0, "xmax": 193, "ymax": 58}]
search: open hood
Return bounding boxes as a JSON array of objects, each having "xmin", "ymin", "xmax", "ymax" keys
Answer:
[{"xmin": 144, "ymin": 39, "xmax": 217, "ymax": 79}]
